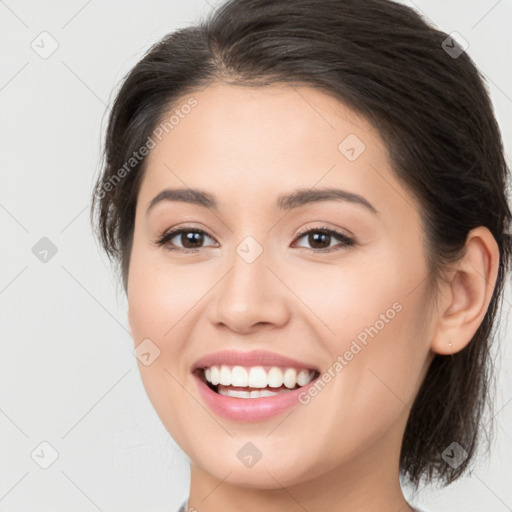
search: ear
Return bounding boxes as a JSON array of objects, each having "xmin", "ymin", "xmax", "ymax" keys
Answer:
[{"xmin": 430, "ymin": 226, "xmax": 500, "ymax": 355}]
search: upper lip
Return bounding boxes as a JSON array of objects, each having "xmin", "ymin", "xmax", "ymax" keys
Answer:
[{"xmin": 192, "ymin": 350, "xmax": 319, "ymax": 372}]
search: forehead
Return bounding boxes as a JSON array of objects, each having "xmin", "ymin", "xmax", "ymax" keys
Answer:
[
  {"xmin": 139, "ymin": 83, "xmax": 417, "ymax": 222},
  {"xmin": 149, "ymin": 82, "xmax": 377, "ymax": 160}
]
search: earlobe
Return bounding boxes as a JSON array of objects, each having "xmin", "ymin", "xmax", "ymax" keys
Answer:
[{"xmin": 430, "ymin": 226, "xmax": 500, "ymax": 355}]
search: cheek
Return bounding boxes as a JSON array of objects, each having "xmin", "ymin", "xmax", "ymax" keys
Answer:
[
  {"xmin": 308, "ymin": 250, "xmax": 431, "ymax": 410},
  {"xmin": 127, "ymin": 242, "xmax": 203, "ymax": 343},
  {"xmin": 126, "ymin": 245, "xmax": 197, "ymax": 439},
  {"xmin": 282, "ymin": 254, "xmax": 395, "ymax": 342}
]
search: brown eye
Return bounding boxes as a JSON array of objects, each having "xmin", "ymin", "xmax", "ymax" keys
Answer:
[
  {"xmin": 293, "ymin": 227, "xmax": 355, "ymax": 253},
  {"xmin": 306, "ymin": 231, "xmax": 331, "ymax": 250},
  {"xmin": 178, "ymin": 231, "xmax": 206, "ymax": 249},
  {"xmin": 156, "ymin": 225, "xmax": 354, "ymax": 254},
  {"xmin": 156, "ymin": 227, "xmax": 217, "ymax": 251}
]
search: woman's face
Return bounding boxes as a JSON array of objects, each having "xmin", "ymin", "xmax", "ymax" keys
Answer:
[{"xmin": 127, "ymin": 83, "xmax": 436, "ymax": 488}]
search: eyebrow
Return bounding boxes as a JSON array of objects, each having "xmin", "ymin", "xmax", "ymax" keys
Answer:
[{"xmin": 146, "ymin": 187, "xmax": 378, "ymax": 215}]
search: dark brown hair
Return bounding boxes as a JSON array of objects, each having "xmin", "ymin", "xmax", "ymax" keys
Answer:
[{"xmin": 91, "ymin": 0, "xmax": 512, "ymax": 488}]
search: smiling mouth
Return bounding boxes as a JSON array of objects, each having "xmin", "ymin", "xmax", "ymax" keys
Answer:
[{"xmin": 195, "ymin": 365, "xmax": 320, "ymax": 399}]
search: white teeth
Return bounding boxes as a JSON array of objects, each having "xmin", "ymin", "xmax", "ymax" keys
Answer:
[
  {"xmin": 267, "ymin": 367, "xmax": 283, "ymax": 387},
  {"xmin": 219, "ymin": 365, "xmax": 231, "ymax": 386},
  {"xmin": 231, "ymin": 366, "xmax": 248, "ymax": 387},
  {"xmin": 202, "ymin": 365, "xmax": 316, "ymax": 390},
  {"xmin": 297, "ymin": 369, "xmax": 312, "ymax": 386},
  {"xmin": 283, "ymin": 368, "xmax": 297, "ymax": 389},
  {"xmin": 210, "ymin": 366, "xmax": 220, "ymax": 385},
  {"xmin": 221, "ymin": 388, "xmax": 251, "ymax": 399},
  {"xmin": 248, "ymin": 366, "xmax": 268, "ymax": 388},
  {"xmin": 217, "ymin": 387, "xmax": 294, "ymax": 399}
]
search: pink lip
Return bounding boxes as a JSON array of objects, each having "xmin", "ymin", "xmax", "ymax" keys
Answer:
[
  {"xmin": 192, "ymin": 349, "xmax": 318, "ymax": 371},
  {"xmin": 193, "ymin": 371, "xmax": 319, "ymax": 422},
  {"xmin": 191, "ymin": 349, "xmax": 319, "ymax": 422}
]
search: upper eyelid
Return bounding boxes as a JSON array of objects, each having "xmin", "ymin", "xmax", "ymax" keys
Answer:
[
  {"xmin": 159, "ymin": 225, "xmax": 347, "ymax": 240},
  {"xmin": 156, "ymin": 226, "xmax": 218, "ymax": 248}
]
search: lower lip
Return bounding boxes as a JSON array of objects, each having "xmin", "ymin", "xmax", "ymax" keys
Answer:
[{"xmin": 193, "ymin": 371, "xmax": 318, "ymax": 422}]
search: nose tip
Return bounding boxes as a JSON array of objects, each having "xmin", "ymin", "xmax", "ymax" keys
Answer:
[{"xmin": 207, "ymin": 254, "xmax": 290, "ymax": 334}]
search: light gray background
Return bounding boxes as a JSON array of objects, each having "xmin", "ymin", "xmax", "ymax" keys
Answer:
[{"xmin": 1, "ymin": 1, "xmax": 511, "ymax": 511}]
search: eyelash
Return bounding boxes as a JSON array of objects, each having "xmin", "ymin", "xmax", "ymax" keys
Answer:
[{"xmin": 155, "ymin": 224, "xmax": 355, "ymax": 254}]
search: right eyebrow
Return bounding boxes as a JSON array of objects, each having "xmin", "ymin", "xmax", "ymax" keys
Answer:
[{"xmin": 147, "ymin": 188, "xmax": 217, "ymax": 215}]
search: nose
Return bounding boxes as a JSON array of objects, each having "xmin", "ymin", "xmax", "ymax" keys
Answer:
[{"xmin": 207, "ymin": 246, "xmax": 291, "ymax": 334}]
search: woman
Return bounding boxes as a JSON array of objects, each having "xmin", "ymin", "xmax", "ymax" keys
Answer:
[{"xmin": 91, "ymin": 0, "xmax": 512, "ymax": 510}]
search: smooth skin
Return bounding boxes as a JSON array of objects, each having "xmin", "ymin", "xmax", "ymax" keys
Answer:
[{"xmin": 127, "ymin": 82, "xmax": 499, "ymax": 512}]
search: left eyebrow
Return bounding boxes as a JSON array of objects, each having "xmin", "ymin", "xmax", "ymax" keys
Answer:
[
  {"xmin": 146, "ymin": 186, "xmax": 379, "ymax": 215},
  {"xmin": 277, "ymin": 187, "xmax": 379, "ymax": 214}
]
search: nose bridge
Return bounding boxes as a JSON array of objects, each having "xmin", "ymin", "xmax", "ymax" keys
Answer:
[{"xmin": 209, "ymin": 235, "xmax": 289, "ymax": 332}]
